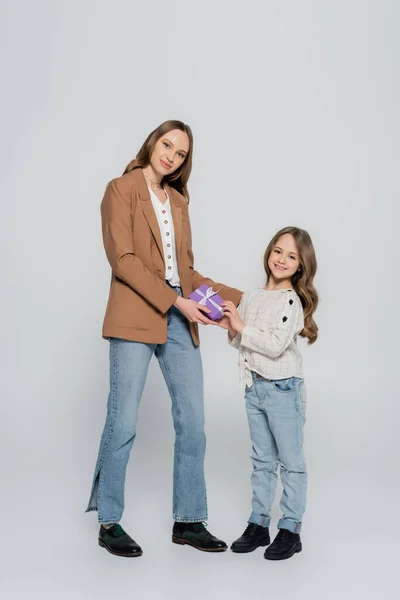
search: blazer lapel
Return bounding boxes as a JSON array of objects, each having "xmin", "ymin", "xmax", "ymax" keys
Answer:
[
  {"xmin": 135, "ymin": 170, "xmax": 164, "ymax": 260},
  {"xmin": 141, "ymin": 201, "xmax": 164, "ymax": 260},
  {"xmin": 166, "ymin": 184, "xmax": 182, "ymax": 256}
]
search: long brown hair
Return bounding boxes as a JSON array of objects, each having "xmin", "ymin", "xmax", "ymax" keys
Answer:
[
  {"xmin": 264, "ymin": 227, "xmax": 319, "ymax": 344},
  {"xmin": 123, "ymin": 120, "xmax": 193, "ymax": 200}
]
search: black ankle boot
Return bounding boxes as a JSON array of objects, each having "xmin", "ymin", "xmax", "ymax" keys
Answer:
[
  {"xmin": 172, "ymin": 522, "xmax": 227, "ymax": 552},
  {"xmin": 231, "ymin": 523, "xmax": 270, "ymax": 553},
  {"xmin": 98, "ymin": 524, "xmax": 142, "ymax": 557},
  {"xmin": 264, "ymin": 529, "xmax": 302, "ymax": 560}
]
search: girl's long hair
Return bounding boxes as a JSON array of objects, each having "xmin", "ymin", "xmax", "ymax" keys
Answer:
[
  {"xmin": 264, "ymin": 227, "xmax": 319, "ymax": 344},
  {"xmin": 123, "ymin": 120, "xmax": 193, "ymax": 200}
]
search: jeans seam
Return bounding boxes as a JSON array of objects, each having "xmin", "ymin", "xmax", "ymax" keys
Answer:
[
  {"xmin": 294, "ymin": 387, "xmax": 304, "ymax": 448},
  {"xmin": 158, "ymin": 350, "xmax": 184, "ymax": 516},
  {"xmin": 299, "ymin": 381, "xmax": 307, "ymax": 422},
  {"xmin": 158, "ymin": 316, "xmax": 207, "ymax": 521},
  {"xmin": 97, "ymin": 340, "xmax": 119, "ymax": 522}
]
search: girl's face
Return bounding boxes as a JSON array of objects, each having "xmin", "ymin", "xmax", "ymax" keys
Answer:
[
  {"xmin": 268, "ymin": 234, "xmax": 301, "ymax": 282},
  {"xmin": 150, "ymin": 129, "xmax": 190, "ymax": 178}
]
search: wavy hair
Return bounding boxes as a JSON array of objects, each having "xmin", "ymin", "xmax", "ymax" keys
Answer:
[
  {"xmin": 264, "ymin": 227, "xmax": 319, "ymax": 344},
  {"xmin": 123, "ymin": 120, "xmax": 193, "ymax": 200}
]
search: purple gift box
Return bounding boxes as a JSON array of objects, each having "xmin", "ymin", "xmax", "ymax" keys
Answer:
[{"xmin": 189, "ymin": 284, "xmax": 225, "ymax": 321}]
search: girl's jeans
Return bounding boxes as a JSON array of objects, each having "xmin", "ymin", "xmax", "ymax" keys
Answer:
[{"xmin": 245, "ymin": 372, "xmax": 307, "ymax": 533}]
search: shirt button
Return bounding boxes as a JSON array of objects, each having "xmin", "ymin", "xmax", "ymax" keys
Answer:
[
  {"xmin": 164, "ymin": 220, "xmax": 168, "ymax": 224},
  {"xmin": 166, "ymin": 232, "xmax": 170, "ymax": 236},
  {"xmin": 168, "ymin": 266, "xmax": 172, "ymax": 270},
  {"xmin": 162, "ymin": 210, "xmax": 166, "ymax": 214},
  {"xmin": 167, "ymin": 243, "xmax": 171, "ymax": 247},
  {"xmin": 168, "ymin": 255, "xmax": 171, "ymax": 259}
]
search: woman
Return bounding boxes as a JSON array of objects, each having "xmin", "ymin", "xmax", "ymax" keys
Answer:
[{"xmin": 86, "ymin": 120, "xmax": 242, "ymax": 557}]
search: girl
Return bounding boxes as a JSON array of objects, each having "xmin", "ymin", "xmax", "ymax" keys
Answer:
[
  {"xmin": 218, "ymin": 227, "xmax": 318, "ymax": 560},
  {"xmin": 86, "ymin": 120, "xmax": 242, "ymax": 557}
]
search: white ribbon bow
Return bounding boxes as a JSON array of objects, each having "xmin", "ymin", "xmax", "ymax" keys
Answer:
[{"xmin": 197, "ymin": 287, "xmax": 224, "ymax": 316}]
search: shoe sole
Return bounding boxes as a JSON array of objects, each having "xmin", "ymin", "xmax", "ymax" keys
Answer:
[
  {"xmin": 231, "ymin": 538, "xmax": 271, "ymax": 553},
  {"xmin": 264, "ymin": 543, "xmax": 302, "ymax": 560},
  {"xmin": 172, "ymin": 536, "xmax": 227, "ymax": 552},
  {"xmin": 98, "ymin": 539, "xmax": 143, "ymax": 557}
]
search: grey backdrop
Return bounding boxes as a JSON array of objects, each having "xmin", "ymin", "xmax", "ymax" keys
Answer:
[{"xmin": 1, "ymin": 1, "xmax": 398, "ymax": 598}]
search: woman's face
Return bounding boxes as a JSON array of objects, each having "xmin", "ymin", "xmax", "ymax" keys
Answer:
[
  {"xmin": 150, "ymin": 129, "xmax": 190, "ymax": 177},
  {"xmin": 268, "ymin": 234, "xmax": 301, "ymax": 282}
]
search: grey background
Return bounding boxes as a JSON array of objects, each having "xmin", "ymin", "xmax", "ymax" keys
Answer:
[{"xmin": 1, "ymin": 0, "xmax": 398, "ymax": 598}]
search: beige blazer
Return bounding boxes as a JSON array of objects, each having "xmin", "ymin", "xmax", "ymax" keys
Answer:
[{"xmin": 101, "ymin": 168, "xmax": 242, "ymax": 345}]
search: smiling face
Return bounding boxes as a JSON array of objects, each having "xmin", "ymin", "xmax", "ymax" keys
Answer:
[
  {"xmin": 267, "ymin": 233, "xmax": 301, "ymax": 285},
  {"xmin": 149, "ymin": 128, "xmax": 190, "ymax": 178}
]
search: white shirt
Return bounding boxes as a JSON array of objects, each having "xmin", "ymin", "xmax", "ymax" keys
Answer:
[
  {"xmin": 230, "ymin": 288, "xmax": 304, "ymax": 386},
  {"xmin": 149, "ymin": 187, "xmax": 181, "ymax": 287}
]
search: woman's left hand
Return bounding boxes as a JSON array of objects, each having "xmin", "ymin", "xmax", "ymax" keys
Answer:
[{"xmin": 221, "ymin": 301, "xmax": 245, "ymax": 334}]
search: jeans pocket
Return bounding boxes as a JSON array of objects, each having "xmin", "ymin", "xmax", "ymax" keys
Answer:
[{"xmin": 273, "ymin": 377, "xmax": 299, "ymax": 393}]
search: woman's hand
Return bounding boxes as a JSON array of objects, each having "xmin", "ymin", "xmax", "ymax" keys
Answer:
[
  {"xmin": 220, "ymin": 301, "xmax": 245, "ymax": 334},
  {"xmin": 174, "ymin": 296, "xmax": 215, "ymax": 325}
]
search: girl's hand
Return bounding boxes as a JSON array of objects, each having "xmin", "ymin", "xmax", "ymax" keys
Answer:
[
  {"xmin": 221, "ymin": 301, "xmax": 245, "ymax": 334},
  {"xmin": 215, "ymin": 316, "xmax": 237, "ymax": 340},
  {"xmin": 174, "ymin": 296, "xmax": 215, "ymax": 325},
  {"xmin": 215, "ymin": 316, "xmax": 231, "ymax": 330}
]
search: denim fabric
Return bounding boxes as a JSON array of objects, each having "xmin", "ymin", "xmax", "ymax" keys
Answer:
[
  {"xmin": 86, "ymin": 287, "xmax": 207, "ymax": 524},
  {"xmin": 246, "ymin": 373, "xmax": 307, "ymax": 534}
]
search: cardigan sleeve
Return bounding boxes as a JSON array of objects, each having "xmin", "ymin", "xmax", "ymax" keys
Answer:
[
  {"xmin": 228, "ymin": 291, "xmax": 249, "ymax": 349},
  {"xmin": 240, "ymin": 291, "xmax": 304, "ymax": 358}
]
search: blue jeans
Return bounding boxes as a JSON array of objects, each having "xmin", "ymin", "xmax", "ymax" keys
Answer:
[
  {"xmin": 246, "ymin": 373, "xmax": 307, "ymax": 534},
  {"xmin": 86, "ymin": 288, "xmax": 207, "ymax": 524}
]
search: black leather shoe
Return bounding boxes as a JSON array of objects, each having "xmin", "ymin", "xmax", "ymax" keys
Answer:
[
  {"xmin": 98, "ymin": 524, "xmax": 143, "ymax": 557},
  {"xmin": 264, "ymin": 529, "xmax": 302, "ymax": 560},
  {"xmin": 172, "ymin": 522, "xmax": 227, "ymax": 552},
  {"xmin": 231, "ymin": 523, "xmax": 270, "ymax": 553}
]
